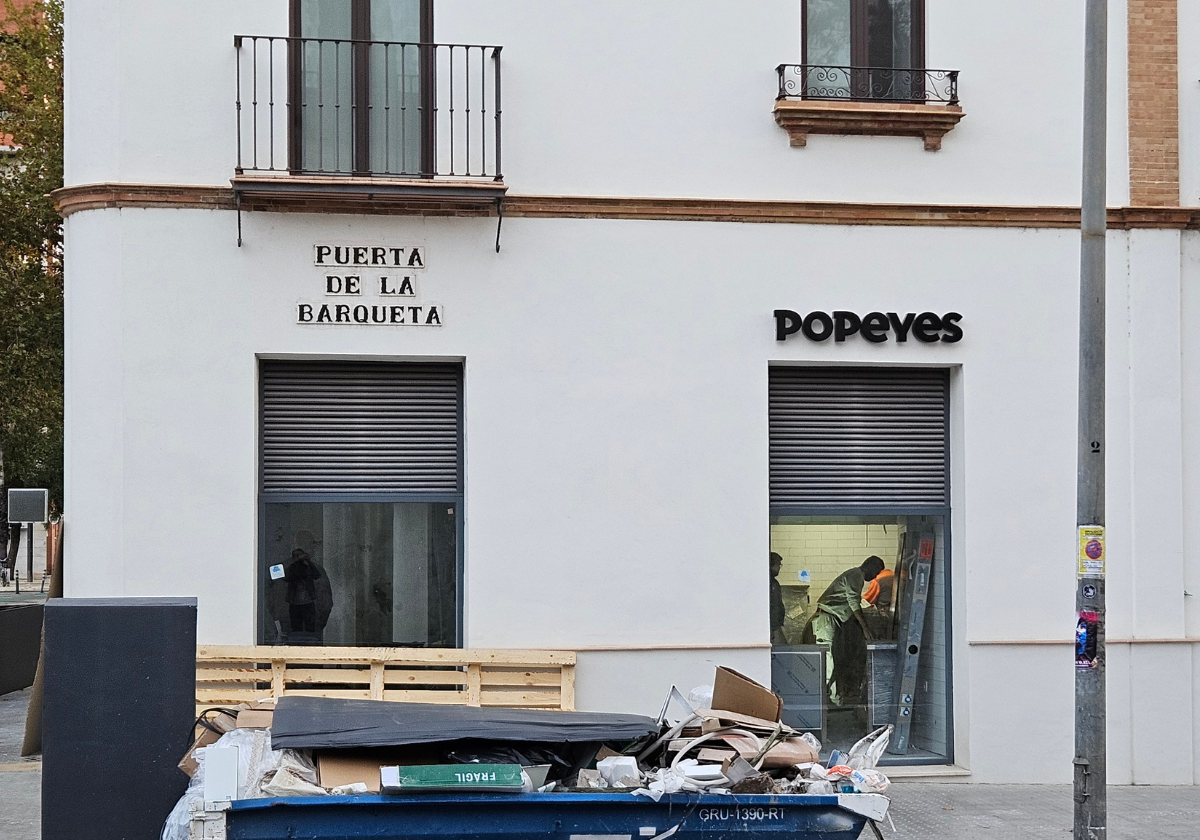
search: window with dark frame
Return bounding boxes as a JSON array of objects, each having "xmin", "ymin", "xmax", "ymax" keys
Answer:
[
  {"xmin": 802, "ymin": 0, "xmax": 927, "ymax": 102},
  {"xmin": 289, "ymin": 0, "xmax": 434, "ymax": 175},
  {"xmin": 767, "ymin": 366, "xmax": 953, "ymax": 765},
  {"xmin": 258, "ymin": 360, "xmax": 463, "ymax": 649}
]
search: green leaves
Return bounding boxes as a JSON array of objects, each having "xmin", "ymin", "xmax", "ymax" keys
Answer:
[{"xmin": 0, "ymin": 0, "xmax": 63, "ymax": 506}]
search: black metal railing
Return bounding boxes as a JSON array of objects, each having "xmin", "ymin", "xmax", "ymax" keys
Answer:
[
  {"xmin": 235, "ymin": 35, "xmax": 502, "ymax": 180},
  {"xmin": 776, "ymin": 64, "xmax": 959, "ymax": 106}
]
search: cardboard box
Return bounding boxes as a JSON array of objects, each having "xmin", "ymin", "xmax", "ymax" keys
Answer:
[
  {"xmin": 316, "ymin": 751, "xmax": 392, "ymax": 793},
  {"xmin": 235, "ymin": 708, "xmax": 274, "ymax": 729},
  {"xmin": 179, "ymin": 708, "xmax": 240, "ymax": 777},
  {"xmin": 711, "ymin": 666, "xmax": 783, "ymax": 723}
]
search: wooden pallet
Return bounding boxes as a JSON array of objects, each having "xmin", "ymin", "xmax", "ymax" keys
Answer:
[{"xmin": 196, "ymin": 646, "xmax": 577, "ymax": 713}]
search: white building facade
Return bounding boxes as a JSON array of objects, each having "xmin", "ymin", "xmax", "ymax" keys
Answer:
[{"xmin": 59, "ymin": 0, "xmax": 1200, "ymax": 783}]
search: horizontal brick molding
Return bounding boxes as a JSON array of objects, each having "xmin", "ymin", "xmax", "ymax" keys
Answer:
[
  {"xmin": 51, "ymin": 182, "xmax": 1200, "ymax": 229},
  {"xmin": 1128, "ymin": 0, "xmax": 1180, "ymax": 206},
  {"xmin": 774, "ymin": 99, "xmax": 965, "ymax": 151}
]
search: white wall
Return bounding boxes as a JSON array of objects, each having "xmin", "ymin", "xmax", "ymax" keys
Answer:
[
  {"xmin": 65, "ymin": 204, "xmax": 1101, "ymax": 775},
  {"xmin": 64, "ymin": 0, "xmax": 1133, "ymax": 206},
  {"xmin": 59, "ymin": 0, "xmax": 1200, "ymax": 784},
  {"xmin": 1177, "ymin": 0, "xmax": 1200, "ymax": 204}
]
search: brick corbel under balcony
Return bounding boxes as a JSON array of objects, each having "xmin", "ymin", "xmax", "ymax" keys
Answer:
[{"xmin": 774, "ymin": 99, "xmax": 965, "ymax": 151}]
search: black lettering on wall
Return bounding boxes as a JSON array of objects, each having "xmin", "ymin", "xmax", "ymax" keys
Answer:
[
  {"xmin": 833, "ymin": 311, "xmax": 861, "ymax": 342},
  {"xmin": 860, "ymin": 312, "xmax": 890, "ymax": 343},
  {"xmin": 941, "ymin": 312, "xmax": 964, "ymax": 343},
  {"xmin": 887, "ymin": 312, "xmax": 916, "ymax": 342},
  {"xmin": 774, "ymin": 309, "xmax": 802, "ymax": 341},
  {"xmin": 802, "ymin": 311, "xmax": 834, "ymax": 342},
  {"xmin": 913, "ymin": 312, "xmax": 943, "ymax": 343}
]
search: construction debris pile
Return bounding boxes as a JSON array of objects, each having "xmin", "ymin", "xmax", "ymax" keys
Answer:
[{"xmin": 164, "ymin": 666, "xmax": 891, "ymax": 839}]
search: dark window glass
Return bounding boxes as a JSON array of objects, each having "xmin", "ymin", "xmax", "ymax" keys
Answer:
[
  {"xmin": 294, "ymin": 0, "xmax": 425, "ymax": 174},
  {"xmin": 803, "ymin": 0, "xmax": 924, "ymax": 101},
  {"xmin": 258, "ymin": 359, "xmax": 462, "ymax": 648},
  {"xmin": 262, "ymin": 501, "xmax": 457, "ymax": 647}
]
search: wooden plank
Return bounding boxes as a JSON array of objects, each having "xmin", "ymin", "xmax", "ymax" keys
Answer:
[
  {"xmin": 370, "ymin": 663, "xmax": 385, "ymax": 700},
  {"xmin": 271, "ymin": 660, "xmax": 286, "ymax": 697},
  {"xmin": 282, "ymin": 689, "xmax": 373, "ymax": 700},
  {"xmin": 283, "ymin": 668, "xmax": 373, "ymax": 685},
  {"xmin": 466, "ymin": 663, "xmax": 482, "ymax": 706},
  {"xmin": 479, "ymin": 670, "xmax": 561, "ymax": 687},
  {"xmin": 382, "ymin": 669, "xmax": 468, "ymax": 687},
  {"xmin": 196, "ymin": 688, "xmax": 274, "ymax": 703},
  {"xmin": 198, "ymin": 645, "xmax": 575, "ymax": 666},
  {"xmin": 479, "ymin": 689, "xmax": 563, "ymax": 708},
  {"xmin": 196, "ymin": 668, "xmax": 270, "ymax": 683},
  {"xmin": 560, "ymin": 663, "xmax": 576, "ymax": 711},
  {"xmin": 381, "ymin": 689, "xmax": 470, "ymax": 704}
]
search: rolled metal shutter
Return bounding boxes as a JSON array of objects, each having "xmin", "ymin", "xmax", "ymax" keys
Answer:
[
  {"xmin": 769, "ymin": 367, "xmax": 948, "ymax": 509},
  {"xmin": 261, "ymin": 360, "xmax": 461, "ymax": 493}
]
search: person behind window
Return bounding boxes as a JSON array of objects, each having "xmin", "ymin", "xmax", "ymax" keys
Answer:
[
  {"xmin": 812, "ymin": 555, "xmax": 886, "ymax": 704},
  {"xmin": 282, "ymin": 547, "xmax": 334, "ymax": 644},
  {"xmin": 769, "ymin": 552, "xmax": 788, "ymax": 645},
  {"xmin": 863, "ymin": 566, "xmax": 895, "ymax": 610}
]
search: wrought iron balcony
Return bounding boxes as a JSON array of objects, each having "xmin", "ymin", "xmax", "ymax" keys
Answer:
[
  {"xmin": 776, "ymin": 64, "xmax": 959, "ymax": 107},
  {"xmin": 234, "ymin": 35, "xmax": 502, "ymax": 181}
]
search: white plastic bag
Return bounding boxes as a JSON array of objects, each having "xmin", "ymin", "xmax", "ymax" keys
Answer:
[
  {"xmin": 848, "ymin": 768, "xmax": 891, "ymax": 793},
  {"xmin": 160, "ymin": 729, "xmax": 324, "ymax": 840},
  {"xmin": 846, "ymin": 725, "xmax": 892, "ymax": 771},
  {"xmin": 160, "ymin": 758, "xmax": 205, "ymax": 840},
  {"xmin": 632, "ymin": 768, "xmax": 690, "ymax": 802},
  {"xmin": 805, "ymin": 780, "xmax": 835, "ymax": 795},
  {"xmin": 800, "ymin": 732, "xmax": 822, "ymax": 753},
  {"xmin": 687, "ymin": 685, "xmax": 714, "ymax": 710}
]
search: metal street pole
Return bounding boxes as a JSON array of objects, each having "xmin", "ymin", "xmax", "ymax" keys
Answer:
[
  {"xmin": 26, "ymin": 522, "xmax": 34, "ymax": 582},
  {"xmin": 1074, "ymin": 1, "xmax": 1107, "ymax": 839}
]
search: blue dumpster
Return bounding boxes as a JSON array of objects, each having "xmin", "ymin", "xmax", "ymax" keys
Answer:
[{"xmin": 225, "ymin": 792, "xmax": 880, "ymax": 840}]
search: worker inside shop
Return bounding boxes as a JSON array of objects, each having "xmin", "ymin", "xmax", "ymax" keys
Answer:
[{"xmin": 804, "ymin": 555, "xmax": 886, "ymax": 706}]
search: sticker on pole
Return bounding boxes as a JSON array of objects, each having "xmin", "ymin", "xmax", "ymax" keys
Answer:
[
  {"xmin": 1076, "ymin": 611, "xmax": 1100, "ymax": 670},
  {"xmin": 1077, "ymin": 526, "xmax": 1105, "ymax": 579}
]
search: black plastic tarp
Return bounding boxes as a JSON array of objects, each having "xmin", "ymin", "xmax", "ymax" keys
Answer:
[{"xmin": 270, "ymin": 696, "xmax": 660, "ymax": 750}]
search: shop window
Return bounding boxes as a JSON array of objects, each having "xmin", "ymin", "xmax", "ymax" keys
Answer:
[
  {"xmin": 768, "ymin": 367, "xmax": 951, "ymax": 765},
  {"xmin": 292, "ymin": 0, "xmax": 431, "ymax": 174},
  {"xmin": 258, "ymin": 360, "xmax": 462, "ymax": 647},
  {"xmin": 262, "ymin": 502, "xmax": 457, "ymax": 646}
]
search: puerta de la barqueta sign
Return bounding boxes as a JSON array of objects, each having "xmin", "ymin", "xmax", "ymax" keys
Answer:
[
  {"xmin": 773, "ymin": 309, "xmax": 962, "ymax": 343},
  {"xmin": 297, "ymin": 244, "xmax": 443, "ymax": 326}
]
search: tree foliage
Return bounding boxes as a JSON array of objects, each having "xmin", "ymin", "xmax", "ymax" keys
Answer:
[{"xmin": 0, "ymin": 0, "xmax": 63, "ymax": 509}]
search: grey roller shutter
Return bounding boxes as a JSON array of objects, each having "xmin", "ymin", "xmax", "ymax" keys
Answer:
[
  {"xmin": 261, "ymin": 360, "xmax": 460, "ymax": 493},
  {"xmin": 769, "ymin": 367, "xmax": 948, "ymax": 509}
]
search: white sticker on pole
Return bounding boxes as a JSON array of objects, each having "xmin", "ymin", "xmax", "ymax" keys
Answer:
[{"xmin": 1078, "ymin": 526, "xmax": 1105, "ymax": 579}]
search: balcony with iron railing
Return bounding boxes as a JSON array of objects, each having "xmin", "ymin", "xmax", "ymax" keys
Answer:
[
  {"xmin": 773, "ymin": 64, "xmax": 964, "ymax": 151},
  {"xmin": 232, "ymin": 35, "xmax": 505, "ymax": 215}
]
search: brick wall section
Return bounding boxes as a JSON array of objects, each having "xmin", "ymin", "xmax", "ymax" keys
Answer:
[{"xmin": 1128, "ymin": 0, "xmax": 1180, "ymax": 206}]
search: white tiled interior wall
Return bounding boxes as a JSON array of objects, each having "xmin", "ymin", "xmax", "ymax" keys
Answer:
[
  {"xmin": 770, "ymin": 520, "xmax": 901, "ymax": 599},
  {"xmin": 769, "ymin": 516, "xmax": 952, "ymax": 760}
]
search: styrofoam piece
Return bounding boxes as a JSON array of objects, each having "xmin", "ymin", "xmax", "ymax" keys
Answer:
[{"xmin": 836, "ymin": 793, "xmax": 889, "ymax": 821}]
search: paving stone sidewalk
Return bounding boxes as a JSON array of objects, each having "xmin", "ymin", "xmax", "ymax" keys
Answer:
[
  {"xmin": 0, "ymin": 688, "xmax": 40, "ymax": 840},
  {"xmin": 884, "ymin": 780, "xmax": 1200, "ymax": 839},
  {"xmin": 3, "ymin": 685, "xmax": 1200, "ymax": 839}
]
